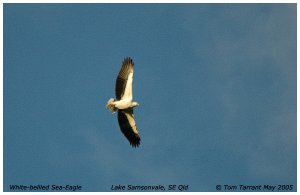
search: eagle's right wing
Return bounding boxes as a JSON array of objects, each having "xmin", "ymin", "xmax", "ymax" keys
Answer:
[{"xmin": 115, "ymin": 57, "xmax": 134, "ymax": 100}]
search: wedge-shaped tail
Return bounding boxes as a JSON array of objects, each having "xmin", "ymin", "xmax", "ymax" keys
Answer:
[{"xmin": 106, "ymin": 98, "xmax": 118, "ymax": 113}]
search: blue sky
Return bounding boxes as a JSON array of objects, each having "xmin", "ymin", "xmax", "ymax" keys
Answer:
[{"xmin": 4, "ymin": 4, "xmax": 296, "ymax": 192}]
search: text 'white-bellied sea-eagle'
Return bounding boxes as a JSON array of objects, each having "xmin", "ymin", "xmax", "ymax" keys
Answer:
[{"xmin": 106, "ymin": 57, "xmax": 141, "ymax": 147}]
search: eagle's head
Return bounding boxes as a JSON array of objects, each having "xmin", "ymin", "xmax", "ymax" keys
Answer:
[{"xmin": 132, "ymin": 101, "xmax": 139, "ymax": 107}]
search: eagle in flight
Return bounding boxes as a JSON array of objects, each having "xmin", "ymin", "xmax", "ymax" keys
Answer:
[{"xmin": 106, "ymin": 57, "xmax": 141, "ymax": 147}]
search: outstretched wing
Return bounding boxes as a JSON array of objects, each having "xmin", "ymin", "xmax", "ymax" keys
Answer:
[
  {"xmin": 117, "ymin": 108, "xmax": 140, "ymax": 147},
  {"xmin": 115, "ymin": 57, "xmax": 134, "ymax": 100}
]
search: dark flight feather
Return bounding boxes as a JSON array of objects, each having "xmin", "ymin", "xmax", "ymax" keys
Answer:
[
  {"xmin": 115, "ymin": 57, "xmax": 134, "ymax": 100},
  {"xmin": 117, "ymin": 108, "xmax": 140, "ymax": 147}
]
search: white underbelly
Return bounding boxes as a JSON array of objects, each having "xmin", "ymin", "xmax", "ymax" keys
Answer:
[{"xmin": 114, "ymin": 99, "xmax": 131, "ymax": 109}]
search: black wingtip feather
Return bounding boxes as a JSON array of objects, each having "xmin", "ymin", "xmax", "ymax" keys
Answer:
[
  {"xmin": 123, "ymin": 57, "xmax": 134, "ymax": 66},
  {"xmin": 129, "ymin": 136, "xmax": 141, "ymax": 148}
]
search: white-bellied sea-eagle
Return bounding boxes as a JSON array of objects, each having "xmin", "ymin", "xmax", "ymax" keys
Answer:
[{"xmin": 106, "ymin": 57, "xmax": 140, "ymax": 147}]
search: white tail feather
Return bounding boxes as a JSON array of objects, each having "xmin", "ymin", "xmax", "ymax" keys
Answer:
[{"xmin": 106, "ymin": 98, "xmax": 117, "ymax": 113}]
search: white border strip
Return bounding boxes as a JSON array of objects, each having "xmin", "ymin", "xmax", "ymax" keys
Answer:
[
  {"xmin": 297, "ymin": 2, "xmax": 299, "ymax": 193},
  {"xmin": 1, "ymin": 0, "xmax": 299, "ymax": 3},
  {"xmin": 0, "ymin": 2, "xmax": 3, "ymax": 193}
]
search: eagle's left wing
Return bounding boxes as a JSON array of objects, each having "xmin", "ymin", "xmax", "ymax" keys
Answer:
[{"xmin": 117, "ymin": 108, "xmax": 140, "ymax": 147}]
